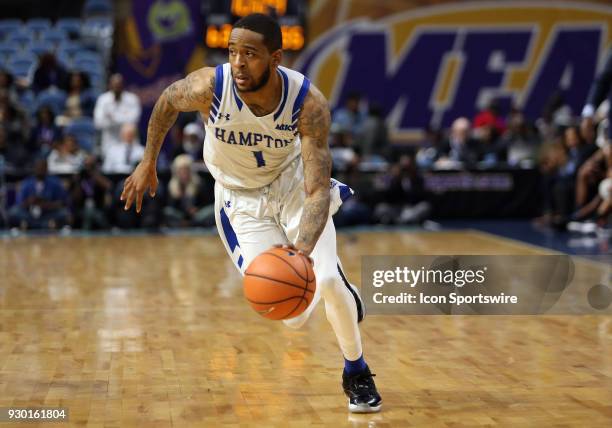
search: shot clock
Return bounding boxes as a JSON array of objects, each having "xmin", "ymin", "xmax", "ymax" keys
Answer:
[{"xmin": 202, "ymin": 0, "xmax": 307, "ymax": 51}]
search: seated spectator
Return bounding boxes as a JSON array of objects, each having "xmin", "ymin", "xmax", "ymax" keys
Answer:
[
  {"xmin": 473, "ymin": 99, "xmax": 506, "ymax": 137},
  {"xmin": 32, "ymin": 53, "xmax": 69, "ymax": 93},
  {"xmin": 536, "ymin": 92, "xmax": 573, "ymax": 142},
  {"xmin": 0, "ymin": 92, "xmax": 29, "ymax": 145},
  {"xmin": 0, "ymin": 125, "xmax": 28, "ymax": 170},
  {"xmin": 8, "ymin": 158, "xmax": 71, "ymax": 230},
  {"xmin": 56, "ymin": 71, "xmax": 96, "ymax": 126},
  {"xmin": 102, "ymin": 124, "xmax": 144, "ymax": 174},
  {"xmin": 475, "ymin": 122, "xmax": 504, "ymax": 166},
  {"xmin": 164, "ymin": 154, "xmax": 214, "ymax": 227},
  {"xmin": 94, "ymin": 74, "xmax": 142, "ymax": 155},
  {"xmin": 30, "ymin": 106, "xmax": 62, "ymax": 157},
  {"xmin": 0, "ymin": 69, "xmax": 20, "ymax": 107},
  {"xmin": 355, "ymin": 104, "xmax": 389, "ymax": 159},
  {"xmin": 68, "ymin": 155, "xmax": 112, "ymax": 230},
  {"xmin": 500, "ymin": 110, "xmax": 540, "ymax": 166},
  {"xmin": 334, "ymin": 157, "xmax": 373, "ymax": 227},
  {"xmin": 416, "ymin": 126, "xmax": 445, "ymax": 168},
  {"xmin": 329, "ymin": 130, "xmax": 357, "ymax": 172},
  {"xmin": 332, "ymin": 92, "xmax": 366, "ymax": 138},
  {"xmin": 47, "ymin": 133, "xmax": 86, "ymax": 175},
  {"xmin": 170, "ymin": 122, "xmax": 205, "ymax": 161},
  {"xmin": 572, "ymin": 129, "xmax": 611, "ymax": 224},
  {"xmin": 561, "ymin": 126, "xmax": 596, "ymax": 177},
  {"xmin": 373, "ymin": 154, "xmax": 431, "ymax": 224},
  {"xmin": 434, "ymin": 117, "xmax": 481, "ymax": 168},
  {"xmin": 538, "ymin": 126, "xmax": 597, "ymax": 226}
]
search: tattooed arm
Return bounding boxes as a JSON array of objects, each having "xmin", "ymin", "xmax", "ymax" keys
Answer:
[
  {"xmin": 143, "ymin": 68, "xmax": 215, "ymax": 163},
  {"xmin": 121, "ymin": 67, "xmax": 215, "ymax": 212},
  {"xmin": 294, "ymin": 85, "xmax": 332, "ymax": 255}
]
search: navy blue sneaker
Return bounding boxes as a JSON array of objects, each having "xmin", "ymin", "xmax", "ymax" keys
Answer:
[{"xmin": 342, "ymin": 366, "xmax": 382, "ymax": 413}]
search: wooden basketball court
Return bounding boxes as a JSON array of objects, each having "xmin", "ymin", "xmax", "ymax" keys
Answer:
[{"xmin": 1, "ymin": 230, "xmax": 611, "ymax": 427}]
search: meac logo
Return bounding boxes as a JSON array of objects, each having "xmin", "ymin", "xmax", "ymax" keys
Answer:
[{"xmin": 295, "ymin": 1, "xmax": 612, "ymax": 139}]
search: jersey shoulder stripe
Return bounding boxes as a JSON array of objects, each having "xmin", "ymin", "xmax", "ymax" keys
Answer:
[
  {"xmin": 273, "ymin": 68, "xmax": 290, "ymax": 121},
  {"xmin": 209, "ymin": 64, "xmax": 224, "ymax": 123},
  {"xmin": 291, "ymin": 77, "xmax": 311, "ymax": 135}
]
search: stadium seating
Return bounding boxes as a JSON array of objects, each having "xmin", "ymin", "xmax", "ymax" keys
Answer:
[
  {"xmin": 24, "ymin": 19, "xmax": 52, "ymax": 37},
  {"xmin": 36, "ymin": 88, "xmax": 68, "ymax": 115},
  {"xmin": 28, "ymin": 40, "xmax": 55, "ymax": 57},
  {"xmin": 7, "ymin": 53, "xmax": 38, "ymax": 78},
  {"xmin": 6, "ymin": 30, "xmax": 33, "ymax": 48},
  {"xmin": 0, "ymin": 42, "xmax": 21, "ymax": 63},
  {"xmin": 84, "ymin": 0, "xmax": 113, "ymax": 16},
  {"xmin": 65, "ymin": 117, "xmax": 96, "ymax": 151},
  {"xmin": 41, "ymin": 29, "xmax": 68, "ymax": 46},
  {"xmin": 0, "ymin": 20, "xmax": 22, "ymax": 40},
  {"xmin": 55, "ymin": 18, "xmax": 82, "ymax": 38}
]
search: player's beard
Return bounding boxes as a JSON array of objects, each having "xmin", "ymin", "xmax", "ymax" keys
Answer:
[{"xmin": 239, "ymin": 67, "xmax": 271, "ymax": 93}]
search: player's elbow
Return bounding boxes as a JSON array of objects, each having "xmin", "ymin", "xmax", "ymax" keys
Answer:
[{"xmin": 305, "ymin": 186, "xmax": 330, "ymax": 205}]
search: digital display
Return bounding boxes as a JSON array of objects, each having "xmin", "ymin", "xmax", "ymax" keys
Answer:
[
  {"xmin": 202, "ymin": 0, "xmax": 306, "ymax": 51},
  {"xmin": 231, "ymin": 0, "xmax": 287, "ymax": 17}
]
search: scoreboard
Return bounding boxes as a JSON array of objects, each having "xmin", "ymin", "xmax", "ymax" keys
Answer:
[{"xmin": 202, "ymin": 0, "xmax": 307, "ymax": 51}]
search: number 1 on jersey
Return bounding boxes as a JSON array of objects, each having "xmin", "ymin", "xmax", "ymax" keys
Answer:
[{"xmin": 253, "ymin": 151, "xmax": 266, "ymax": 167}]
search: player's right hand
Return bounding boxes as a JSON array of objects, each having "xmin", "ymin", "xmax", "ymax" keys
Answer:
[{"xmin": 120, "ymin": 161, "xmax": 158, "ymax": 213}]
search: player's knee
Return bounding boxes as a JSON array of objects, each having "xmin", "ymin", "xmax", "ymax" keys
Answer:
[{"xmin": 319, "ymin": 275, "xmax": 349, "ymax": 303}]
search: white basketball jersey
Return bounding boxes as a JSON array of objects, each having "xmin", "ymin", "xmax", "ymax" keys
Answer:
[{"xmin": 203, "ymin": 63, "xmax": 311, "ymax": 189}]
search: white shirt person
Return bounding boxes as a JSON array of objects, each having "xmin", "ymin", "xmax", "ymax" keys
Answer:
[{"xmin": 94, "ymin": 74, "xmax": 142, "ymax": 156}]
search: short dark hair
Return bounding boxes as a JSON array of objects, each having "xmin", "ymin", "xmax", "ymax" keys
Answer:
[{"xmin": 233, "ymin": 13, "xmax": 282, "ymax": 52}]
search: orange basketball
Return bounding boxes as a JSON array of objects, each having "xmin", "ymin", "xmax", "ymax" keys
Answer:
[{"xmin": 243, "ymin": 247, "xmax": 316, "ymax": 320}]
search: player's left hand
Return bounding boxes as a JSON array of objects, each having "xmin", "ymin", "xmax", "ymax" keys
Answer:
[
  {"xmin": 274, "ymin": 243, "xmax": 314, "ymax": 265},
  {"xmin": 120, "ymin": 161, "xmax": 158, "ymax": 213}
]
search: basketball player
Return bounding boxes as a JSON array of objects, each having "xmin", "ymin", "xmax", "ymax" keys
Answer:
[{"xmin": 120, "ymin": 13, "xmax": 382, "ymax": 412}]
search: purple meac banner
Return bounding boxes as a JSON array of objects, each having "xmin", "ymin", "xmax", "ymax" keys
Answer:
[{"xmin": 115, "ymin": 0, "xmax": 204, "ymax": 157}]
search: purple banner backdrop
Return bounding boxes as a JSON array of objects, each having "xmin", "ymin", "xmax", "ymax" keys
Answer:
[{"xmin": 116, "ymin": 0, "xmax": 204, "ymax": 163}]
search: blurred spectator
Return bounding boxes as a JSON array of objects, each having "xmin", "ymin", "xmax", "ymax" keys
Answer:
[
  {"xmin": 373, "ymin": 154, "xmax": 431, "ymax": 224},
  {"xmin": 334, "ymin": 158, "xmax": 373, "ymax": 227},
  {"xmin": 47, "ymin": 133, "xmax": 86, "ymax": 174},
  {"xmin": 329, "ymin": 130, "xmax": 357, "ymax": 172},
  {"xmin": 434, "ymin": 117, "xmax": 480, "ymax": 168},
  {"xmin": 111, "ymin": 177, "xmax": 164, "ymax": 230},
  {"xmin": 29, "ymin": 106, "xmax": 62, "ymax": 157},
  {"xmin": 32, "ymin": 53, "xmax": 69, "ymax": 93},
  {"xmin": 8, "ymin": 158, "xmax": 70, "ymax": 230},
  {"xmin": 575, "ymin": 48, "xmax": 612, "ymax": 215},
  {"xmin": 581, "ymin": 47, "xmax": 611, "ymax": 144},
  {"xmin": 102, "ymin": 123, "xmax": 144, "ymax": 174},
  {"xmin": 536, "ymin": 92, "xmax": 573, "ymax": 141},
  {"xmin": 355, "ymin": 104, "xmax": 388, "ymax": 159},
  {"xmin": 473, "ymin": 99, "xmax": 506, "ymax": 137},
  {"xmin": 416, "ymin": 126, "xmax": 444, "ymax": 168},
  {"xmin": 56, "ymin": 71, "xmax": 96, "ymax": 126},
  {"xmin": 476, "ymin": 122, "xmax": 504, "ymax": 166},
  {"xmin": 561, "ymin": 126, "xmax": 596, "ymax": 177},
  {"xmin": 163, "ymin": 154, "xmax": 214, "ymax": 227},
  {"xmin": 332, "ymin": 92, "xmax": 366, "ymax": 137},
  {"xmin": 0, "ymin": 69, "xmax": 20, "ymax": 107},
  {"xmin": 539, "ymin": 126, "xmax": 596, "ymax": 226},
  {"xmin": 0, "ymin": 125, "xmax": 28, "ymax": 170},
  {"xmin": 171, "ymin": 122, "xmax": 204, "ymax": 160},
  {"xmin": 0, "ymin": 92, "xmax": 29, "ymax": 144},
  {"xmin": 68, "ymin": 155, "xmax": 111, "ymax": 230},
  {"xmin": 94, "ymin": 73, "xmax": 142, "ymax": 155},
  {"xmin": 500, "ymin": 110, "xmax": 540, "ymax": 167}
]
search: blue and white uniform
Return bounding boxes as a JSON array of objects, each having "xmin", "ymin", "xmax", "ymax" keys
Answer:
[{"xmin": 203, "ymin": 63, "xmax": 362, "ymax": 360}]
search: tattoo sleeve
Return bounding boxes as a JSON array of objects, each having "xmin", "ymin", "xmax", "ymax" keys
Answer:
[
  {"xmin": 143, "ymin": 68, "xmax": 215, "ymax": 163},
  {"xmin": 295, "ymin": 86, "xmax": 332, "ymax": 255}
]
